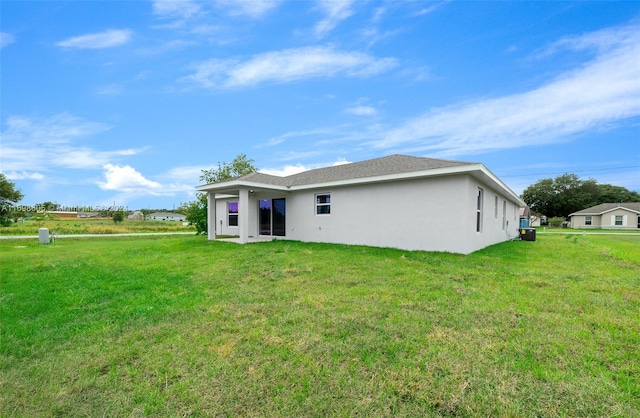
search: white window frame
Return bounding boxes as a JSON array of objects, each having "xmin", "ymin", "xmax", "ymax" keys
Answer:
[
  {"xmin": 315, "ymin": 193, "xmax": 331, "ymax": 216},
  {"xmin": 502, "ymin": 200, "xmax": 507, "ymax": 230},
  {"xmin": 476, "ymin": 188, "xmax": 484, "ymax": 233},
  {"xmin": 585, "ymin": 216, "xmax": 592, "ymax": 226},
  {"xmin": 228, "ymin": 201, "xmax": 238, "ymax": 227}
]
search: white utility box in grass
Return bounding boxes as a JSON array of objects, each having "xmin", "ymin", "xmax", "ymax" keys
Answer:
[{"xmin": 38, "ymin": 228, "xmax": 50, "ymax": 244}]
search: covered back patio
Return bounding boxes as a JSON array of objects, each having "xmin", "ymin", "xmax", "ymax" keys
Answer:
[{"xmin": 197, "ymin": 176, "xmax": 290, "ymax": 244}]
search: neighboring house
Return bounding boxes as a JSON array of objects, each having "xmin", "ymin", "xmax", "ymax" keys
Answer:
[
  {"xmin": 530, "ymin": 213, "xmax": 546, "ymax": 227},
  {"xmin": 148, "ymin": 212, "xmax": 186, "ymax": 221},
  {"xmin": 78, "ymin": 211, "xmax": 99, "ymax": 218},
  {"xmin": 519, "ymin": 206, "xmax": 531, "ymax": 228},
  {"xmin": 196, "ymin": 154, "xmax": 526, "ymax": 254},
  {"xmin": 569, "ymin": 203, "xmax": 640, "ymax": 230},
  {"xmin": 520, "ymin": 207, "xmax": 545, "ymax": 227}
]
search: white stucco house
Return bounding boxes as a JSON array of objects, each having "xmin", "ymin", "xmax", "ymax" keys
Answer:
[
  {"xmin": 569, "ymin": 203, "xmax": 640, "ymax": 230},
  {"xmin": 196, "ymin": 154, "xmax": 526, "ymax": 254},
  {"xmin": 148, "ymin": 212, "xmax": 186, "ymax": 222}
]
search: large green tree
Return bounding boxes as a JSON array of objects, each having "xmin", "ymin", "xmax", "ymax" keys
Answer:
[
  {"xmin": 521, "ymin": 173, "xmax": 640, "ymax": 218},
  {"xmin": 0, "ymin": 173, "xmax": 24, "ymax": 226},
  {"xmin": 200, "ymin": 153, "xmax": 257, "ymax": 184},
  {"xmin": 181, "ymin": 154, "xmax": 257, "ymax": 235}
]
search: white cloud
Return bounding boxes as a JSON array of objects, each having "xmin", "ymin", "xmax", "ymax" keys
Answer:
[
  {"xmin": 315, "ymin": 0, "xmax": 354, "ymax": 37},
  {"xmin": 410, "ymin": 0, "xmax": 450, "ymax": 17},
  {"xmin": 0, "ymin": 32, "xmax": 15, "ymax": 48},
  {"xmin": 161, "ymin": 165, "xmax": 207, "ymax": 182},
  {"xmin": 95, "ymin": 84, "xmax": 124, "ymax": 96},
  {"xmin": 153, "ymin": 0, "xmax": 201, "ymax": 20},
  {"xmin": 98, "ymin": 164, "xmax": 162, "ymax": 192},
  {"xmin": 539, "ymin": 20, "xmax": 640, "ymax": 57},
  {"xmin": 370, "ymin": 21, "xmax": 640, "ymax": 157},
  {"xmin": 3, "ymin": 171, "xmax": 45, "ymax": 180},
  {"xmin": 259, "ymin": 164, "xmax": 308, "ymax": 177},
  {"xmin": 152, "ymin": 0, "xmax": 279, "ymax": 29},
  {"xmin": 344, "ymin": 105, "xmax": 377, "ymax": 116},
  {"xmin": 0, "ymin": 113, "xmax": 145, "ymax": 173},
  {"xmin": 55, "ymin": 147, "xmax": 145, "ymax": 169},
  {"xmin": 259, "ymin": 157, "xmax": 352, "ymax": 177},
  {"xmin": 57, "ymin": 29, "xmax": 132, "ymax": 49},
  {"xmin": 2, "ymin": 113, "xmax": 110, "ymax": 145},
  {"xmin": 184, "ymin": 46, "xmax": 397, "ymax": 89},
  {"xmin": 97, "ymin": 164, "xmax": 195, "ymax": 196},
  {"xmin": 138, "ymin": 39, "xmax": 197, "ymax": 55},
  {"xmin": 215, "ymin": 0, "xmax": 281, "ymax": 18},
  {"xmin": 333, "ymin": 157, "xmax": 351, "ymax": 166}
]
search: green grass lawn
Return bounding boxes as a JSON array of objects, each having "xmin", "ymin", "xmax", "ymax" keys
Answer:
[
  {"xmin": 1, "ymin": 218, "xmax": 195, "ymax": 235},
  {"xmin": 1, "ymin": 234, "xmax": 638, "ymax": 417}
]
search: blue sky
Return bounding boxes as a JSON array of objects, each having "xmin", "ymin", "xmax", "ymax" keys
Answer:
[{"xmin": 1, "ymin": 1, "xmax": 639, "ymax": 211}]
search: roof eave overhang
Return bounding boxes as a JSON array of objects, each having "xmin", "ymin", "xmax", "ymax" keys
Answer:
[
  {"xmin": 570, "ymin": 206, "xmax": 640, "ymax": 216},
  {"xmin": 196, "ymin": 180, "xmax": 290, "ymax": 193},
  {"xmin": 599, "ymin": 207, "xmax": 640, "ymax": 215},
  {"xmin": 291, "ymin": 164, "xmax": 526, "ymax": 207},
  {"xmin": 195, "ymin": 164, "xmax": 525, "ymax": 206},
  {"xmin": 287, "ymin": 165, "xmax": 475, "ymax": 191}
]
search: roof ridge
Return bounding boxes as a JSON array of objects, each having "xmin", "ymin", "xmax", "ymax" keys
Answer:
[{"xmin": 283, "ymin": 154, "xmax": 474, "ymax": 186}]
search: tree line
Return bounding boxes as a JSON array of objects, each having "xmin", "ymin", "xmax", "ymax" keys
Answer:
[{"xmin": 521, "ymin": 173, "xmax": 640, "ymax": 218}]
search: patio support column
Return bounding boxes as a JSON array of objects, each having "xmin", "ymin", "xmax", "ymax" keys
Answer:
[
  {"xmin": 207, "ymin": 192, "xmax": 216, "ymax": 240},
  {"xmin": 238, "ymin": 188, "xmax": 249, "ymax": 244}
]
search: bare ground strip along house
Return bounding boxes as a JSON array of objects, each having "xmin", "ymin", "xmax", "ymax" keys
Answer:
[{"xmin": 196, "ymin": 155, "xmax": 526, "ymax": 254}]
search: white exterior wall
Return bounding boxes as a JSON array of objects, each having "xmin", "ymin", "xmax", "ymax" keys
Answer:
[
  {"xmin": 215, "ymin": 198, "xmax": 238, "ymax": 236},
  {"xmin": 282, "ymin": 174, "xmax": 519, "ymax": 254},
  {"xmin": 211, "ymin": 174, "xmax": 521, "ymax": 253}
]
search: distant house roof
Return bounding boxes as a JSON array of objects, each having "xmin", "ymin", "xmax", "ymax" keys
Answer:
[{"xmin": 569, "ymin": 202, "xmax": 640, "ymax": 216}]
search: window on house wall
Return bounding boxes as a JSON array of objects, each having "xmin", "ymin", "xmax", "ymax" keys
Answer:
[
  {"xmin": 615, "ymin": 215, "xmax": 623, "ymax": 226},
  {"xmin": 476, "ymin": 188, "xmax": 483, "ymax": 232},
  {"xmin": 502, "ymin": 200, "xmax": 507, "ymax": 230},
  {"xmin": 494, "ymin": 196, "xmax": 498, "ymax": 218},
  {"xmin": 228, "ymin": 201, "xmax": 238, "ymax": 226},
  {"xmin": 316, "ymin": 193, "xmax": 331, "ymax": 215},
  {"xmin": 585, "ymin": 216, "xmax": 592, "ymax": 226}
]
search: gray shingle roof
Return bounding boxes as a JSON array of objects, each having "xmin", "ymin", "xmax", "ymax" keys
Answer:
[
  {"xmin": 236, "ymin": 172, "xmax": 291, "ymax": 187},
  {"xmin": 570, "ymin": 202, "xmax": 640, "ymax": 215},
  {"xmin": 286, "ymin": 154, "xmax": 474, "ymax": 186},
  {"xmin": 220, "ymin": 154, "xmax": 475, "ymax": 188}
]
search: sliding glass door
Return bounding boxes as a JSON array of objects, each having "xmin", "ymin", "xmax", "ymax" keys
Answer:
[{"xmin": 259, "ymin": 198, "xmax": 286, "ymax": 236}]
